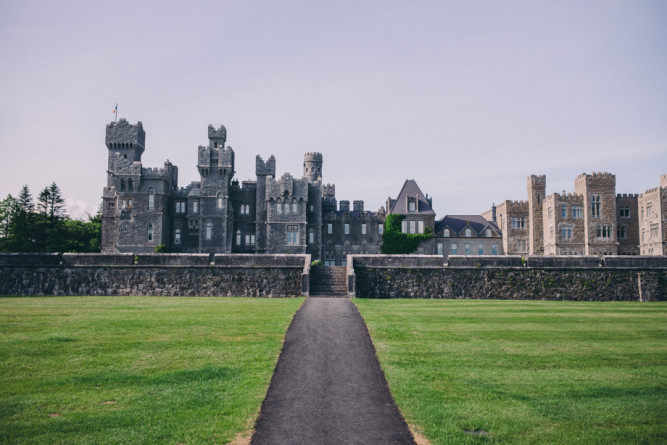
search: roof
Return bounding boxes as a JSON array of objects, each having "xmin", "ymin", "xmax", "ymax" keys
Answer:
[
  {"xmin": 389, "ymin": 179, "xmax": 435, "ymax": 215},
  {"xmin": 436, "ymin": 215, "xmax": 500, "ymax": 236}
]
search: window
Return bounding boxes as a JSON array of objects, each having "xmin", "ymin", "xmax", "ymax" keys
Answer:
[
  {"xmin": 561, "ymin": 225, "xmax": 573, "ymax": 240},
  {"xmin": 205, "ymin": 221, "xmax": 212, "ymax": 240},
  {"xmin": 548, "ymin": 207, "xmax": 553, "ymax": 219},
  {"xmin": 327, "ymin": 223, "xmax": 333, "ymax": 235},
  {"xmin": 550, "ymin": 226, "xmax": 554, "ymax": 240},
  {"xmin": 485, "ymin": 228, "xmax": 491, "ymax": 237},
  {"xmin": 325, "ymin": 251, "xmax": 335, "ymax": 266},
  {"xmin": 572, "ymin": 206, "xmax": 582, "ymax": 218},
  {"xmin": 492, "ymin": 243, "xmax": 498, "ymax": 255},
  {"xmin": 410, "ymin": 221, "xmax": 416, "ymax": 234},
  {"xmin": 451, "ymin": 243, "xmax": 458, "ymax": 255},
  {"xmin": 287, "ymin": 225, "xmax": 299, "ymax": 244},
  {"xmin": 617, "ymin": 226, "xmax": 627, "ymax": 240},
  {"xmin": 418, "ymin": 221, "xmax": 424, "ymax": 234},
  {"xmin": 341, "ymin": 257, "xmax": 347, "ymax": 267},
  {"xmin": 147, "ymin": 223, "xmax": 153, "ymax": 241},
  {"xmin": 361, "ymin": 224, "xmax": 367, "ymax": 235},
  {"xmin": 236, "ymin": 230, "xmax": 241, "ymax": 245},
  {"xmin": 650, "ymin": 223, "xmax": 659, "ymax": 239},
  {"xmin": 444, "ymin": 228, "xmax": 450, "ymax": 237},
  {"xmin": 437, "ymin": 243, "xmax": 443, "ymax": 255},
  {"xmin": 516, "ymin": 239, "xmax": 527, "ymax": 252},
  {"xmin": 217, "ymin": 193, "xmax": 223, "ymax": 209},
  {"xmin": 148, "ymin": 188, "xmax": 155, "ymax": 210},
  {"xmin": 591, "ymin": 195, "xmax": 601, "ymax": 218},
  {"xmin": 464, "ymin": 228, "xmax": 471, "ymax": 237},
  {"xmin": 641, "ymin": 206, "xmax": 644, "ymax": 220},
  {"xmin": 292, "ymin": 202, "xmax": 298, "ymax": 213},
  {"xmin": 128, "ymin": 179, "xmax": 133, "ymax": 192},
  {"xmin": 596, "ymin": 224, "xmax": 613, "ymax": 238},
  {"xmin": 245, "ymin": 234, "xmax": 255, "ymax": 246},
  {"xmin": 511, "ymin": 218, "xmax": 526, "ymax": 229},
  {"xmin": 478, "ymin": 244, "xmax": 484, "ymax": 255},
  {"xmin": 464, "ymin": 243, "xmax": 471, "ymax": 255},
  {"xmin": 345, "ymin": 224, "xmax": 350, "ymax": 235},
  {"xmin": 284, "ymin": 203, "xmax": 290, "ymax": 213},
  {"xmin": 561, "ymin": 205, "xmax": 567, "ymax": 219},
  {"xmin": 619, "ymin": 206, "xmax": 630, "ymax": 218},
  {"xmin": 192, "ymin": 201, "xmax": 198, "ymax": 214},
  {"xmin": 408, "ymin": 199, "xmax": 416, "ymax": 212},
  {"xmin": 378, "ymin": 224, "xmax": 383, "ymax": 235},
  {"xmin": 174, "ymin": 229, "xmax": 181, "ymax": 245},
  {"xmin": 176, "ymin": 201, "xmax": 186, "ymax": 213},
  {"xmin": 309, "ymin": 229, "xmax": 314, "ymax": 244},
  {"xmin": 402, "ymin": 220, "xmax": 407, "ymax": 233},
  {"xmin": 277, "ymin": 202, "xmax": 282, "ymax": 214},
  {"xmin": 647, "ymin": 203, "xmax": 653, "ymax": 217},
  {"xmin": 120, "ymin": 179, "xmax": 125, "ymax": 192}
]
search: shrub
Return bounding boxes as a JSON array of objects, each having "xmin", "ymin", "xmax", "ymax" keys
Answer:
[
  {"xmin": 381, "ymin": 214, "xmax": 432, "ymax": 254},
  {"xmin": 311, "ymin": 260, "xmax": 323, "ymax": 267}
]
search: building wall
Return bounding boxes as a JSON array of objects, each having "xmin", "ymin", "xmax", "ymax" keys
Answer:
[
  {"xmin": 638, "ymin": 184, "xmax": 667, "ymax": 255},
  {"xmin": 542, "ymin": 193, "xmax": 585, "ymax": 255},
  {"xmin": 495, "ymin": 200, "xmax": 529, "ymax": 255},
  {"xmin": 616, "ymin": 194, "xmax": 640, "ymax": 255},
  {"xmin": 574, "ymin": 172, "xmax": 618, "ymax": 255}
]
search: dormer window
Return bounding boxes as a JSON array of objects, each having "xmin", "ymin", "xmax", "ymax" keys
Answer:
[
  {"xmin": 486, "ymin": 229, "xmax": 492, "ymax": 237},
  {"xmin": 465, "ymin": 228, "xmax": 472, "ymax": 237},
  {"xmin": 408, "ymin": 197, "xmax": 417, "ymax": 212},
  {"xmin": 444, "ymin": 229, "xmax": 450, "ymax": 237}
]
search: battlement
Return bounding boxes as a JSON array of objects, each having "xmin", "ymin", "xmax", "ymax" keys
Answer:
[
  {"xmin": 576, "ymin": 171, "xmax": 615, "ymax": 180},
  {"xmin": 142, "ymin": 167, "xmax": 169, "ymax": 177},
  {"xmin": 208, "ymin": 124, "xmax": 227, "ymax": 142},
  {"xmin": 661, "ymin": 174, "xmax": 667, "ymax": 187},
  {"xmin": 106, "ymin": 119, "xmax": 145, "ymax": 148},
  {"xmin": 528, "ymin": 174, "xmax": 546, "ymax": 184},
  {"xmin": 508, "ymin": 200, "xmax": 528, "ymax": 207},
  {"xmin": 353, "ymin": 200, "xmax": 364, "ymax": 212},
  {"xmin": 640, "ymin": 187, "xmax": 662, "ymax": 196},
  {"xmin": 304, "ymin": 152, "xmax": 323, "ymax": 162},
  {"xmin": 553, "ymin": 192, "xmax": 583, "ymax": 202},
  {"xmin": 256, "ymin": 155, "xmax": 276, "ymax": 176},
  {"xmin": 616, "ymin": 193, "xmax": 639, "ymax": 199},
  {"xmin": 323, "ymin": 183, "xmax": 336, "ymax": 197}
]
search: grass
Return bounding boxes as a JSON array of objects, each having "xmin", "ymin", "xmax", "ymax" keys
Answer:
[
  {"xmin": 354, "ymin": 299, "xmax": 667, "ymax": 445},
  {"xmin": 0, "ymin": 296, "xmax": 304, "ymax": 444}
]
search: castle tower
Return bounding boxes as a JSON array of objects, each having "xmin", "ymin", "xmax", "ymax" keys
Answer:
[
  {"xmin": 255, "ymin": 155, "xmax": 276, "ymax": 253},
  {"xmin": 527, "ymin": 175, "xmax": 546, "ymax": 255},
  {"xmin": 574, "ymin": 172, "xmax": 617, "ymax": 255},
  {"xmin": 303, "ymin": 152, "xmax": 323, "ymax": 183},
  {"xmin": 197, "ymin": 125, "xmax": 235, "ymax": 253}
]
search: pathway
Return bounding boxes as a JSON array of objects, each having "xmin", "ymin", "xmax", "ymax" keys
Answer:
[{"xmin": 251, "ymin": 297, "xmax": 416, "ymax": 444}]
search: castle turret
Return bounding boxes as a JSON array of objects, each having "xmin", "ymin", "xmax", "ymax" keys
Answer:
[
  {"xmin": 106, "ymin": 119, "xmax": 145, "ymax": 170},
  {"xmin": 527, "ymin": 175, "xmax": 546, "ymax": 255},
  {"xmin": 208, "ymin": 124, "xmax": 227, "ymax": 149},
  {"xmin": 255, "ymin": 155, "xmax": 276, "ymax": 253},
  {"xmin": 303, "ymin": 152, "xmax": 323, "ymax": 183}
]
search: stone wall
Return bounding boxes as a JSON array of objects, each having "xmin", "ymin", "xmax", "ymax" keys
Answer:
[
  {"xmin": 0, "ymin": 254, "xmax": 307, "ymax": 297},
  {"xmin": 350, "ymin": 255, "xmax": 667, "ymax": 301}
]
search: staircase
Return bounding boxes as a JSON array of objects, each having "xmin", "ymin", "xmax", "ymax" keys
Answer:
[{"xmin": 309, "ymin": 266, "xmax": 348, "ymax": 297}]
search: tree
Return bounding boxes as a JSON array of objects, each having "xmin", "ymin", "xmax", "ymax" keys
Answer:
[
  {"xmin": 8, "ymin": 185, "xmax": 37, "ymax": 251},
  {"xmin": 0, "ymin": 194, "xmax": 17, "ymax": 251},
  {"xmin": 36, "ymin": 183, "xmax": 67, "ymax": 252}
]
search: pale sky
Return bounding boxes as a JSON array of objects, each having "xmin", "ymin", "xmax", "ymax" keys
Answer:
[{"xmin": 1, "ymin": 0, "xmax": 665, "ymax": 220}]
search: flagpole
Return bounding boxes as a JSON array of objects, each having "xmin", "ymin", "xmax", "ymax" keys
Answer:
[{"xmin": 115, "ymin": 103, "xmax": 118, "ymax": 122}]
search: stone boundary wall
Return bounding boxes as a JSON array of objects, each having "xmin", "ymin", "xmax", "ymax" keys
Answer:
[
  {"xmin": 0, "ymin": 253, "xmax": 308, "ymax": 297},
  {"xmin": 349, "ymin": 255, "xmax": 667, "ymax": 301}
]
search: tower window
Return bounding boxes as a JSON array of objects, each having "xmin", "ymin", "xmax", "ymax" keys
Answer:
[
  {"xmin": 236, "ymin": 230, "xmax": 241, "ymax": 246},
  {"xmin": 147, "ymin": 223, "xmax": 153, "ymax": 242},
  {"xmin": 572, "ymin": 206, "xmax": 583, "ymax": 218},
  {"xmin": 345, "ymin": 224, "xmax": 350, "ymax": 235},
  {"xmin": 120, "ymin": 179, "xmax": 126, "ymax": 192},
  {"xmin": 561, "ymin": 205, "xmax": 567, "ymax": 219},
  {"xmin": 292, "ymin": 202, "xmax": 298, "ymax": 213},
  {"xmin": 378, "ymin": 224, "xmax": 383, "ymax": 235},
  {"xmin": 287, "ymin": 225, "xmax": 299, "ymax": 244},
  {"xmin": 205, "ymin": 221, "xmax": 212, "ymax": 240},
  {"xmin": 128, "ymin": 178, "xmax": 133, "ymax": 192},
  {"xmin": 327, "ymin": 223, "xmax": 333, "ymax": 235},
  {"xmin": 361, "ymin": 224, "xmax": 367, "ymax": 235},
  {"xmin": 148, "ymin": 188, "xmax": 155, "ymax": 210},
  {"xmin": 217, "ymin": 193, "xmax": 223, "ymax": 209},
  {"xmin": 174, "ymin": 229, "xmax": 181, "ymax": 245},
  {"xmin": 591, "ymin": 195, "xmax": 601, "ymax": 218},
  {"xmin": 193, "ymin": 201, "xmax": 198, "ymax": 214},
  {"xmin": 309, "ymin": 229, "xmax": 314, "ymax": 244}
]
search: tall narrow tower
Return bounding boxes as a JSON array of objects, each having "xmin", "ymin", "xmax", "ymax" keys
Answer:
[
  {"xmin": 303, "ymin": 152, "xmax": 323, "ymax": 183},
  {"xmin": 527, "ymin": 175, "xmax": 546, "ymax": 255}
]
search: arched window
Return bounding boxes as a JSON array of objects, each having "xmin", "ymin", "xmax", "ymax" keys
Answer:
[
  {"xmin": 486, "ymin": 228, "xmax": 492, "ymax": 237},
  {"xmin": 128, "ymin": 178, "xmax": 133, "ymax": 192},
  {"xmin": 444, "ymin": 228, "xmax": 450, "ymax": 237},
  {"xmin": 292, "ymin": 202, "xmax": 298, "ymax": 213},
  {"xmin": 120, "ymin": 179, "xmax": 125, "ymax": 192},
  {"xmin": 205, "ymin": 221, "xmax": 212, "ymax": 240},
  {"xmin": 148, "ymin": 188, "xmax": 155, "ymax": 210},
  {"xmin": 465, "ymin": 228, "xmax": 471, "ymax": 237},
  {"xmin": 217, "ymin": 192, "xmax": 223, "ymax": 209},
  {"xmin": 174, "ymin": 229, "xmax": 181, "ymax": 245},
  {"xmin": 147, "ymin": 223, "xmax": 153, "ymax": 241}
]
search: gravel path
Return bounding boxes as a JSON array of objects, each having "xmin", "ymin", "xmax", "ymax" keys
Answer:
[{"xmin": 251, "ymin": 297, "xmax": 416, "ymax": 445}]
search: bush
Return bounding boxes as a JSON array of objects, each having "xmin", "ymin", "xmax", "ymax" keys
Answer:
[{"xmin": 311, "ymin": 260, "xmax": 323, "ymax": 267}]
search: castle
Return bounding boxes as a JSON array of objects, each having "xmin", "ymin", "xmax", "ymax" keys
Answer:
[{"xmin": 102, "ymin": 119, "xmax": 667, "ymax": 259}]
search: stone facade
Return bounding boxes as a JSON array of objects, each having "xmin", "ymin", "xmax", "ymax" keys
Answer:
[{"xmin": 638, "ymin": 175, "xmax": 667, "ymax": 255}]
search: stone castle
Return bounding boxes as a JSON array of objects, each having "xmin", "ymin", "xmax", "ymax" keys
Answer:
[{"xmin": 102, "ymin": 119, "xmax": 667, "ymax": 259}]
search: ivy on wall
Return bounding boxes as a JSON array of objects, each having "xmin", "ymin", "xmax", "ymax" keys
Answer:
[{"xmin": 381, "ymin": 214, "xmax": 432, "ymax": 254}]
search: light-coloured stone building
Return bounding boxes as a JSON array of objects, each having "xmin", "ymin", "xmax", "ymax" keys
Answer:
[{"xmin": 638, "ymin": 175, "xmax": 667, "ymax": 255}]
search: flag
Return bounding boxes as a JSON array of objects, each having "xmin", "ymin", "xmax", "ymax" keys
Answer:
[{"xmin": 113, "ymin": 104, "xmax": 117, "ymax": 114}]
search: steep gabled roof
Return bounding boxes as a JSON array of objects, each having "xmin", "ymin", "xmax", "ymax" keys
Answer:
[
  {"xmin": 389, "ymin": 179, "xmax": 435, "ymax": 215},
  {"xmin": 436, "ymin": 215, "xmax": 501, "ymax": 236}
]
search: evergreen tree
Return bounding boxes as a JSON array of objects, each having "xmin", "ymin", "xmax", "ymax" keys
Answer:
[
  {"xmin": 0, "ymin": 194, "xmax": 17, "ymax": 251},
  {"xmin": 8, "ymin": 185, "xmax": 36, "ymax": 251}
]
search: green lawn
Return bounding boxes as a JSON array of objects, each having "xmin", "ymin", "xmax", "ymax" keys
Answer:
[
  {"xmin": 354, "ymin": 299, "xmax": 667, "ymax": 445},
  {"xmin": 0, "ymin": 296, "xmax": 304, "ymax": 444}
]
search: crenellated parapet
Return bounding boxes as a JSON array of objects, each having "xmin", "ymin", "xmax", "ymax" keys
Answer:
[
  {"xmin": 323, "ymin": 183, "xmax": 336, "ymax": 197},
  {"xmin": 256, "ymin": 155, "xmax": 276, "ymax": 176},
  {"xmin": 106, "ymin": 119, "xmax": 145, "ymax": 149},
  {"xmin": 266, "ymin": 173, "xmax": 309, "ymax": 200}
]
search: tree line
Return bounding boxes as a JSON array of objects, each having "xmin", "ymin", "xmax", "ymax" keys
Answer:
[{"xmin": 0, "ymin": 183, "xmax": 101, "ymax": 253}]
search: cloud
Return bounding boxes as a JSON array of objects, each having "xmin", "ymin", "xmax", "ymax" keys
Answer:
[{"xmin": 66, "ymin": 198, "xmax": 97, "ymax": 221}]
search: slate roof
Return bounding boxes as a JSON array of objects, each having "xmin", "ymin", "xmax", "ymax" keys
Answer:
[
  {"xmin": 389, "ymin": 179, "xmax": 435, "ymax": 215},
  {"xmin": 436, "ymin": 215, "xmax": 501, "ymax": 236}
]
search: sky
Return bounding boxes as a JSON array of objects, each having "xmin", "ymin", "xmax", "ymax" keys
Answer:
[{"xmin": 1, "ymin": 0, "xmax": 666, "ymax": 220}]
